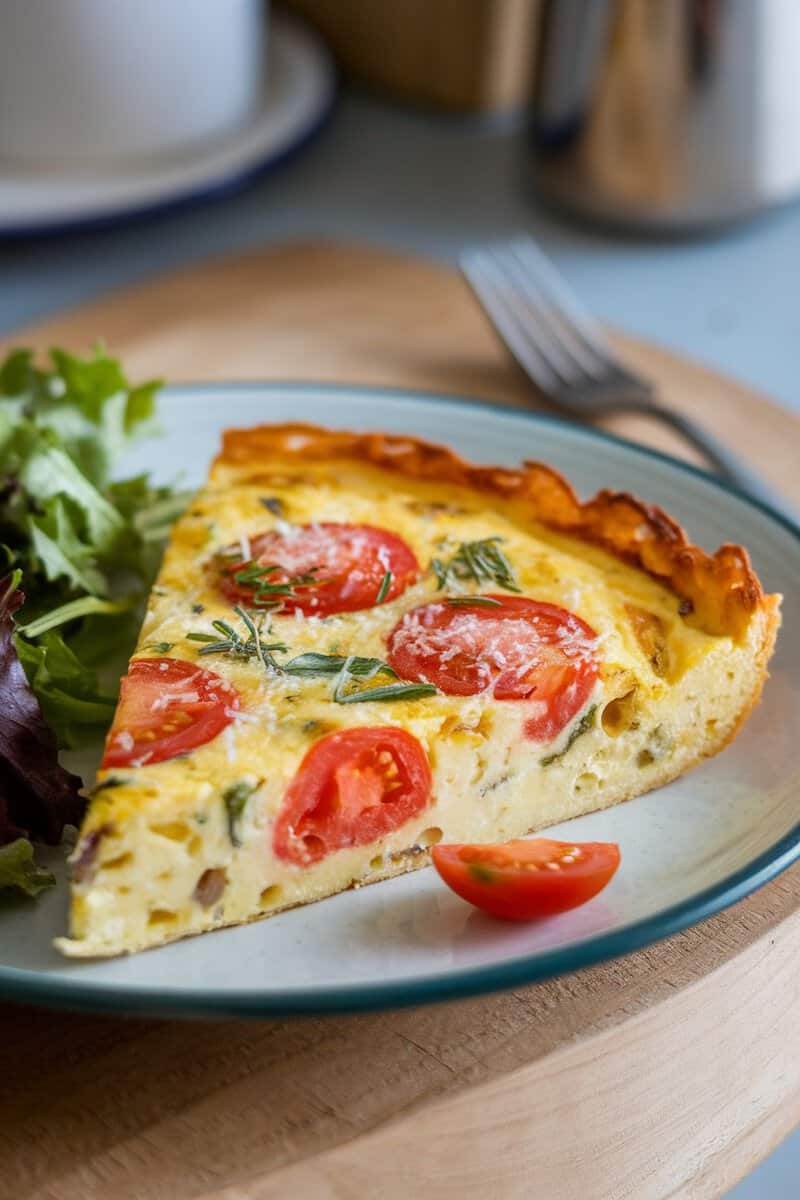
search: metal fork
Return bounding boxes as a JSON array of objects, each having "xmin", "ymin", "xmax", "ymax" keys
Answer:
[{"xmin": 461, "ymin": 236, "xmax": 789, "ymax": 517}]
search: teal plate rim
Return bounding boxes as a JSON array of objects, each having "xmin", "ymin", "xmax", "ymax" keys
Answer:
[{"xmin": 2, "ymin": 380, "xmax": 799, "ymax": 1019}]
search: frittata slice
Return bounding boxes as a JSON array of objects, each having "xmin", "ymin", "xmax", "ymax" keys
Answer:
[{"xmin": 57, "ymin": 425, "xmax": 780, "ymax": 957}]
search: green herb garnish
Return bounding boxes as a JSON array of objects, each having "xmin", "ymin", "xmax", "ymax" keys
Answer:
[
  {"xmin": 283, "ymin": 651, "xmax": 389, "ymax": 677},
  {"xmin": 222, "ymin": 780, "xmax": 259, "ymax": 847},
  {"xmin": 376, "ymin": 571, "xmax": 393, "ymax": 604},
  {"xmin": 224, "ymin": 558, "xmax": 321, "ymax": 611},
  {"xmin": 540, "ymin": 705, "xmax": 597, "ymax": 767},
  {"xmin": 431, "ymin": 537, "xmax": 520, "ymax": 594},
  {"xmin": 282, "ymin": 650, "xmax": 437, "ymax": 704},
  {"xmin": 187, "ymin": 606, "xmax": 288, "ymax": 671},
  {"xmin": 444, "ymin": 595, "xmax": 502, "ymax": 608},
  {"xmin": 142, "ymin": 641, "xmax": 174, "ymax": 654},
  {"xmin": 331, "ymin": 655, "xmax": 437, "ymax": 705},
  {"xmin": 334, "ymin": 679, "xmax": 438, "ymax": 704},
  {"xmin": 187, "ymin": 630, "xmax": 437, "ymax": 705}
]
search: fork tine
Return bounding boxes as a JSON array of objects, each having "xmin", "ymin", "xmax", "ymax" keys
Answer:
[
  {"xmin": 464, "ymin": 237, "xmax": 641, "ymax": 398},
  {"xmin": 507, "ymin": 236, "xmax": 615, "ymax": 365},
  {"xmin": 494, "ymin": 241, "xmax": 606, "ymax": 376},
  {"xmin": 465, "ymin": 250, "xmax": 604, "ymax": 387},
  {"xmin": 484, "ymin": 244, "xmax": 604, "ymax": 383},
  {"xmin": 464, "ymin": 243, "xmax": 613, "ymax": 391},
  {"xmin": 462, "ymin": 254, "xmax": 567, "ymax": 394}
]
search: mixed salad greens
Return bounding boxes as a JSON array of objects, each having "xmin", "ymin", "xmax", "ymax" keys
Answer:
[{"xmin": 0, "ymin": 346, "xmax": 185, "ymax": 895}]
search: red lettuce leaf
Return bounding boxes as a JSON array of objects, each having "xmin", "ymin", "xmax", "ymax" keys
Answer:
[{"xmin": 0, "ymin": 577, "xmax": 84, "ymax": 845}]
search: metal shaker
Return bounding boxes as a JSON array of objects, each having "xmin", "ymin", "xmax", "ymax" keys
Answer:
[{"xmin": 529, "ymin": 0, "xmax": 800, "ymax": 233}]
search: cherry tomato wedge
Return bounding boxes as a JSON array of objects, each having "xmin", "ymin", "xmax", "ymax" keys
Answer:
[
  {"xmin": 273, "ymin": 726, "xmax": 432, "ymax": 866},
  {"xmin": 216, "ymin": 522, "xmax": 419, "ymax": 617},
  {"xmin": 101, "ymin": 657, "xmax": 239, "ymax": 768},
  {"xmin": 432, "ymin": 838, "xmax": 620, "ymax": 921},
  {"xmin": 387, "ymin": 595, "xmax": 598, "ymax": 741}
]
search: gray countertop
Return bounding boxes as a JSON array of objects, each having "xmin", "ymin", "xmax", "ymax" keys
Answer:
[{"xmin": 0, "ymin": 92, "xmax": 797, "ymax": 1198}]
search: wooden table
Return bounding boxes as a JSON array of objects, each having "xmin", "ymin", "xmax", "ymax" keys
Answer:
[{"xmin": 2, "ymin": 243, "xmax": 799, "ymax": 1200}]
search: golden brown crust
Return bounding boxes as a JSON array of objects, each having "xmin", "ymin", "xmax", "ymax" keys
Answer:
[{"xmin": 215, "ymin": 422, "xmax": 774, "ymax": 640}]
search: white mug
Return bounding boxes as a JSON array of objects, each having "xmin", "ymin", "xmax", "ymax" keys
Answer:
[{"xmin": 0, "ymin": 0, "xmax": 267, "ymax": 166}]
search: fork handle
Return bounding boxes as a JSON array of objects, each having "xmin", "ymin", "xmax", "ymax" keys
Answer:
[{"xmin": 632, "ymin": 401, "xmax": 798, "ymax": 522}]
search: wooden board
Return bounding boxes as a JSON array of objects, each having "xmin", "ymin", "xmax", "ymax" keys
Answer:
[
  {"xmin": 283, "ymin": 0, "xmax": 541, "ymax": 114},
  {"xmin": 2, "ymin": 242, "xmax": 799, "ymax": 1200}
]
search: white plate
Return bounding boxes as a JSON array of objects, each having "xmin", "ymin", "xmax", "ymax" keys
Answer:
[
  {"xmin": 0, "ymin": 16, "xmax": 335, "ymax": 237},
  {"xmin": 2, "ymin": 382, "xmax": 798, "ymax": 1016}
]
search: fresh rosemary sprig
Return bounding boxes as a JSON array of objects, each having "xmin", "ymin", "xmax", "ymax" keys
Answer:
[
  {"xmin": 330, "ymin": 655, "xmax": 438, "ymax": 705},
  {"xmin": 280, "ymin": 657, "xmax": 431, "ymax": 700},
  {"xmin": 445, "ymin": 596, "xmax": 502, "ymax": 608},
  {"xmin": 334, "ymin": 679, "xmax": 438, "ymax": 704},
  {"xmin": 283, "ymin": 650, "xmax": 437, "ymax": 704},
  {"xmin": 186, "ymin": 626, "xmax": 438, "ymax": 704},
  {"xmin": 282, "ymin": 652, "xmax": 389, "ymax": 677},
  {"xmin": 230, "ymin": 561, "xmax": 322, "ymax": 610},
  {"xmin": 186, "ymin": 606, "xmax": 288, "ymax": 670},
  {"xmin": 376, "ymin": 571, "xmax": 393, "ymax": 604},
  {"xmin": 431, "ymin": 537, "xmax": 520, "ymax": 593}
]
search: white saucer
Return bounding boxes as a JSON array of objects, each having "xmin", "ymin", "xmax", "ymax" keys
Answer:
[{"xmin": 0, "ymin": 15, "xmax": 335, "ymax": 237}]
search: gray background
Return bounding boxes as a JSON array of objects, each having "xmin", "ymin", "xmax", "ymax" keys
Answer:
[{"xmin": 1, "ymin": 94, "xmax": 797, "ymax": 1197}]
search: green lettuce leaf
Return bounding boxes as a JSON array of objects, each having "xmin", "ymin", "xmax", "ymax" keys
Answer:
[
  {"xmin": 0, "ymin": 346, "xmax": 159, "ymax": 488},
  {"xmin": 27, "ymin": 497, "xmax": 108, "ymax": 595},
  {"xmin": 14, "ymin": 629, "xmax": 118, "ymax": 748},
  {"xmin": 20, "ymin": 440, "xmax": 125, "ymax": 553},
  {"xmin": 0, "ymin": 346, "xmax": 185, "ymax": 871},
  {"xmin": 0, "ymin": 838, "xmax": 56, "ymax": 897}
]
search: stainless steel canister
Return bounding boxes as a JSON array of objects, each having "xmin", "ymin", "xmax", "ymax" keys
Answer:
[{"xmin": 528, "ymin": 0, "xmax": 800, "ymax": 232}]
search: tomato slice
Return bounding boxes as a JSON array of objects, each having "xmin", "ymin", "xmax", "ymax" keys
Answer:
[
  {"xmin": 273, "ymin": 727, "xmax": 432, "ymax": 866},
  {"xmin": 216, "ymin": 522, "xmax": 419, "ymax": 617},
  {"xmin": 432, "ymin": 838, "xmax": 620, "ymax": 920},
  {"xmin": 101, "ymin": 657, "xmax": 239, "ymax": 768},
  {"xmin": 387, "ymin": 595, "xmax": 598, "ymax": 741}
]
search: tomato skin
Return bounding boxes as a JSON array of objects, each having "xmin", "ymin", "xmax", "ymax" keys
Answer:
[
  {"xmin": 217, "ymin": 522, "xmax": 419, "ymax": 617},
  {"xmin": 273, "ymin": 727, "xmax": 432, "ymax": 866},
  {"xmin": 101, "ymin": 658, "xmax": 239, "ymax": 768},
  {"xmin": 432, "ymin": 838, "xmax": 620, "ymax": 921},
  {"xmin": 387, "ymin": 595, "xmax": 598, "ymax": 742}
]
